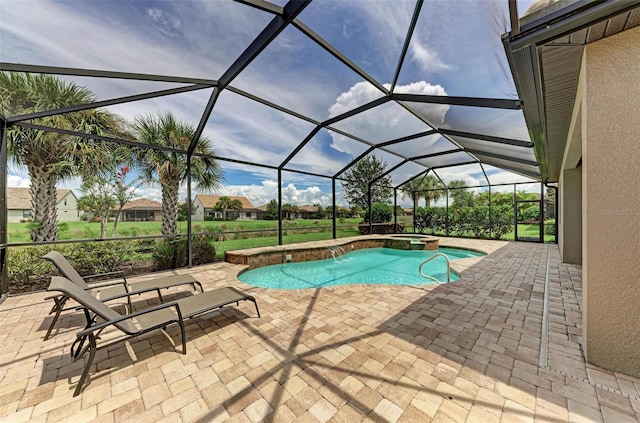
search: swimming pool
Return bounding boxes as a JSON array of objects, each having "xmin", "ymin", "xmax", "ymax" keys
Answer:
[{"xmin": 238, "ymin": 247, "xmax": 484, "ymax": 289}]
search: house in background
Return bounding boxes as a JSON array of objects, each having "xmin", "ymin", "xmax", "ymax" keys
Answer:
[
  {"xmin": 193, "ymin": 195, "xmax": 258, "ymax": 220},
  {"xmin": 297, "ymin": 205, "xmax": 318, "ymax": 219},
  {"xmin": 116, "ymin": 198, "xmax": 162, "ymax": 222},
  {"xmin": 6, "ymin": 187, "xmax": 79, "ymax": 223}
]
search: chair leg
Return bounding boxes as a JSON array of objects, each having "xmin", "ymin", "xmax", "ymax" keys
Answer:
[
  {"xmin": 250, "ymin": 297, "xmax": 261, "ymax": 318},
  {"xmin": 74, "ymin": 334, "xmax": 97, "ymax": 397},
  {"xmin": 72, "ymin": 310, "xmax": 97, "ymax": 359},
  {"xmin": 194, "ymin": 281, "xmax": 204, "ymax": 293},
  {"xmin": 155, "ymin": 288, "xmax": 164, "ymax": 302},
  {"xmin": 44, "ymin": 296, "xmax": 67, "ymax": 340},
  {"xmin": 180, "ymin": 321, "xmax": 186, "ymax": 354}
]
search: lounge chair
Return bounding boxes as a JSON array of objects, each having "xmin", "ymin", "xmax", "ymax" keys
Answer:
[
  {"xmin": 42, "ymin": 250, "xmax": 203, "ymax": 339},
  {"xmin": 47, "ymin": 276, "xmax": 260, "ymax": 396}
]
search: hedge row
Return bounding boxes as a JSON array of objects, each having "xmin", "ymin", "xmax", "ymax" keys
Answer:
[
  {"xmin": 6, "ymin": 236, "xmax": 217, "ymax": 294},
  {"xmin": 413, "ymin": 205, "xmax": 514, "ymax": 239}
]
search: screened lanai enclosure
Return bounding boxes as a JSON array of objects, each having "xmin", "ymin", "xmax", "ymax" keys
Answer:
[{"xmin": 0, "ymin": 0, "xmax": 552, "ymax": 296}]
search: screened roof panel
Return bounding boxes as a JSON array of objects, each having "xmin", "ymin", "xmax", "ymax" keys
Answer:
[
  {"xmin": 473, "ymin": 154, "xmax": 540, "ymax": 178},
  {"xmin": 230, "ymin": 26, "xmax": 383, "ymax": 122},
  {"xmin": 286, "ymin": 128, "xmax": 370, "ymax": 175},
  {"xmin": 1, "ymin": 0, "xmax": 544, "ymax": 212},
  {"xmin": 0, "ymin": 75, "xmax": 197, "ymax": 118},
  {"xmin": 0, "ymin": 1, "xmax": 270, "ymax": 80},
  {"xmin": 449, "ymin": 135, "xmax": 536, "ymax": 163},
  {"xmin": 395, "ymin": 0, "xmax": 518, "ymax": 99},
  {"xmin": 297, "ymin": 1, "xmax": 415, "ymax": 85},
  {"xmin": 484, "ymin": 165, "xmax": 539, "ymax": 185},
  {"xmin": 329, "ymin": 101, "xmax": 431, "ymax": 144},
  {"xmin": 100, "ymin": 88, "xmax": 214, "ymax": 141},
  {"xmin": 389, "ymin": 134, "xmax": 459, "ymax": 158},
  {"xmin": 435, "ymin": 163, "xmax": 488, "ymax": 185},
  {"xmin": 386, "ymin": 161, "xmax": 429, "ymax": 187},
  {"xmin": 369, "ymin": 149, "xmax": 406, "ymax": 171},
  {"xmin": 204, "ymin": 90, "xmax": 316, "ymax": 167},
  {"xmin": 415, "ymin": 151, "xmax": 474, "ymax": 169},
  {"xmin": 442, "ymin": 106, "xmax": 530, "ymax": 141}
]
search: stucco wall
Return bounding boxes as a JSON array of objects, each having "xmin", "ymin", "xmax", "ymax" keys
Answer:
[
  {"xmin": 559, "ymin": 166, "xmax": 582, "ymax": 264},
  {"xmin": 193, "ymin": 198, "xmax": 205, "ymax": 221},
  {"xmin": 56, "ymin": 193, "xmax": 79, "ymax": 222},
  {"xmin": 583, "ymin": 26, "xmax": 640, "ymax": 377},
  {"xmin": 7, "ymin": 210, "xmax": 26, "ymax": 223}
]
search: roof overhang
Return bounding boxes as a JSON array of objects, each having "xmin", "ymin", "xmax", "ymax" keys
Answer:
[{"xmin": 503, "ymin": 0, "xmax": 640, "ymax": 182}]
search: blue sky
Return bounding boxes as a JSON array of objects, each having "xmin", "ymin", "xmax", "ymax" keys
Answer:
[{"xmin": 1, "ymin": 0, "xmax": 540, "ymax": 207}]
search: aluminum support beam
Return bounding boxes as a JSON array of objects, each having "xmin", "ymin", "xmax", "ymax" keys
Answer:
[{"xmin": 0, "ymin": 62, "xmax": 217, "ymax": 85}]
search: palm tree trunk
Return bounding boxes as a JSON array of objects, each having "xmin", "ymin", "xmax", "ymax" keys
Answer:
[
  {"xmin": 29, "ymin": 166, "xmax": 59, "ymax": 242},
  {"xmin": 161, "ymin": 181, "xmax": 179, "ymax": 236}
]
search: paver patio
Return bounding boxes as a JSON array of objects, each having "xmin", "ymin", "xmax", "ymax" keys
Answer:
[{"xmin": 0, "ymin": 238, "xmax": 639, "ymax": 422}]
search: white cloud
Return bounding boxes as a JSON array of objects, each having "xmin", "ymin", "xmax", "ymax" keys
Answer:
[
  {"xmin": 7, "ymin": 174, "xmax": 31, "ymax": 188},
  {"xmin": 327, "ymin": 81, "xmax": 448, "ymax": 156},
  {"xmin": 410, "ymin": 40, "xmax": 452, "ymax": 73},
  {"xmin": 219, "ymin": 180, "xmax": 337, "ymax": 207}
]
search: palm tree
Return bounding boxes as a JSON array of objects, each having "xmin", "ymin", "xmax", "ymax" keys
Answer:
[
  {"xmin": 133, "ymin": 112, "xmax": 223, "ymax": 236},
  {"xmin": 214, "ymin": 196, "xmax": 243, "ymax": 220},
  {"xmin": 421, "ymin": 175, "xmax": 444, "ymax": 207},
  {"xmin": 448, "ymin": 179, "xmax": 474, "ymax": 207},
  {"xmin": 282, "ymin": 203, "xmax": 299, "ymax": 220},
  {"xmin": 0, "ymin": 72, "xmax": 129, "ymax": 241},
  {"xmin": 400, "ymin": 178, "xmax": 423, "ymax": 207}
]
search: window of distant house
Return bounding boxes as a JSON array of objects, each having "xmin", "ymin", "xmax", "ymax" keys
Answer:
[
  {"xmin": 246, "ymin": 212, "xmax": 251, "ymax": 217},
  {"xmin": 23, "ymin": 210, "xmax": 32, "ymax": 218},
  {"xmin": 64, "ymin": 200, "xmax": 67, "ymax": 206}
]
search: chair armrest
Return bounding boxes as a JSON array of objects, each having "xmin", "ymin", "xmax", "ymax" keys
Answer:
[
  {"xmin": 77, "ymin": 301, "xmax": 183, "ymax": 336},
  {"xmin": 83, "ymin": 270, "xmax": 127, "ymax": 283},
  {"xmin": 84, "ymin": 279, "xmax": 129, "ymax": 291}
]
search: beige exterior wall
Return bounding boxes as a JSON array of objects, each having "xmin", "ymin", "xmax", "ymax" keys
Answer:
[
  {"xmin": 193, "ymin": 198, "xmax": 205, "ymax": 221},
  {"xmin": 559, "ymin": 166, "xmax": 582, "ymax": 264},
  {"xmin": 7, "ymin": 210, "xmax": 27, "ymax": 223},
  {"xmin": 583, "ymin": 26, "xmax": 640, "ymax": 377},
  {"xmin": 7, "ymin": 192, "xmax": 80, "ymax": 223},
  {"xmin": 56, "ymin": 192, "xmax": 79, "ymax": 222}
]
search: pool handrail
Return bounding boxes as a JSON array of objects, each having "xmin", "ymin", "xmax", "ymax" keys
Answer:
[{"xmin": 418, "ymin": 253, "xmax": 451, "ymax": 284}]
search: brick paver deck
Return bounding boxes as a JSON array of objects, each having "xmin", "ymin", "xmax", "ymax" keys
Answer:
[{"xmin": 1, "ymin": 238, "xmax": 639, "ymax": 422}]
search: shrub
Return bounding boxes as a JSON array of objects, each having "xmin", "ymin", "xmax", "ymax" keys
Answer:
[
  {"xmin": 522, "ymin": 205, "xmax": 540, "ymax": 222},
  {"xmin": 153, "ymin": 238, "xmax": 187, "ymax": 270},
  {"xmin": 191, "ymin": 235, "xmax": 217, "ymax": 265},
  {"xmin": 491, "ymin": 204, "xmax": 514, "ymax": 239},
  {"xmin": 6, "ymin": 245, "xmax": 53, "ymax": 292},
  {"xmin": 544, "ymin": 219, "xmax": 556, "ymax": 235},
  {"xmin": 363, "ymin": 203, "xmax": 393, "ymax": 224},
  {"xmin": 6, "ymin": 241, "xmax": 145, "ymax": 293}
]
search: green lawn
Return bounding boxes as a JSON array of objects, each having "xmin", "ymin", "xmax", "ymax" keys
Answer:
[
  {"xmin": 7, "ymin": 218, "xmax": 554, "ymax": 254},
  {"xmin": 503, "ymin": 223, "xmax": 555, "ymax": 243},
  {"xmin": 7, "ymin": 218, "xmax": 362, "ymax": 243}
]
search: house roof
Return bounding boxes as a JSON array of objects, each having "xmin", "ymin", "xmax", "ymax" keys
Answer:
[
  {"xmin": 195, "ymin": 195, "xmax": 255, "ymax": 210},
  {"xmin": 6, "ymin": 187, "xmax": 75, "ymax": 210},
  {"xmin": 298, "ymin": 205, "xmax": 318, "ymax": 213},
  {"xmin": 121, "ymin": 198, "xmax": 162, "ymax": 210}
]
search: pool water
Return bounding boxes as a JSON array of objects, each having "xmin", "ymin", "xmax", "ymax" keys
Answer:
[{"xmin": 238, "ymin": 247, "xmax": 484, "ymax": 290}]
